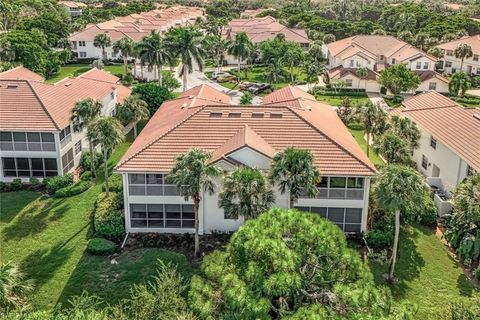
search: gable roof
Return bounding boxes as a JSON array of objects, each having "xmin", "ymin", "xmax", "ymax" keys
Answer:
[
  {"xmin": 437, "ymin": 35, "xmax": 480, "ymax": 55},
  {"xmin": 391, "ymin": 91, "xmax": 480, "ymax": 171},
  {"xmin": 0, "ymin": 66, "xmax": 45, "ymax": 82},
  {"xmin": 116, "ymin": 85, "xmax": 376, "ymax": 176}
]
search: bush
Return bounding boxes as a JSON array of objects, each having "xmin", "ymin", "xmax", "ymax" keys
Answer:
[
  {"xmin": 86, "ymin": 238, "xmax": 116, "ymax": 255},
  {"xmin": 46, "ymin": 174, "xmax": 74, "ymax": 195},
  {"xmin": 366, "ymin": 229, "xmax": 393, "ymax": 250},
  {"xmin": 0, "ymin": 181, "xmax": 8, "ymax": 193},
  {"xmin": 94, "ymin": 192, "xmax": 124, "ymax": 240},
  {"xmin": 418, "ymin": 195, "xmax": 438, "ymax": 227},
  {"xmin": 29, "ymin": 177, "xmax": 40, "ymax": 187},
  {"xmin": 380, "ymin": 86, "xmax": 387, "ymax": 95},
  {"xmin": 103, "ymin": 173, "xmax": 123, "ymax": 193},
  {"xmin": 347, "ymin": 122, "xmax": 365, "ymax": 130},
  {"xmin": 122, "ymin": 74, "xmax": 134, "ymax": 86},
  {"xmin": 55, "ymin": 181, "xmax": 92, "ymax": 198},
  {"xmin": 10, "ymin": 178, "xmax": 22, "ymax": 191},
  {"xmin": 81, "ymin": 151, "xmax": 103, "ymax": 173},
  {"xmin": 132, "ymin": 83, "xmax": 174, "ymax": 116},
  {"xmin": 80, "ymin": 170, "xmax": 92, "ymax": 181}
]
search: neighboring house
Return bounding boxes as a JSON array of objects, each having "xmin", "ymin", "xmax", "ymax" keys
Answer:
[
  {"xmin": 323, "ymin": 35, "xmax": 448, "ymax": 93},
  {"xmin": 240, "ymin": 8, "xmax": 269, "ymax": 18},
  {"xmin": 221, "ymin": 16, "xmax": 311, "ymax": 65},
  {"xmin": 437, "ymin": 35, "xmax": 480, "ymax": 75},
  {"xmin": 390, "ymin": 91, "xmax": 479, "ymax": 213},
  {"xmin": 0, "ymin": 67, "xmax": 131, "ymax": 182},
  {"xmin": 59, "ymin": 1, "xmax": 87, "ymax": 17},
  {"xmin": 69, "ymin": 6, "xmax": 203, "ymax": 60},
  {"xmin": 115, "ymin": 85, "xmax": 376, "ymax": 234}
]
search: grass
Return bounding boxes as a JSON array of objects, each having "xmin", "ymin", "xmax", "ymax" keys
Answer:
[
  {"xmin": 348, "ymin": 128, "xmax": 385, "ymax": 167},
  {"xmin": 315, "ymin": 94, "xmax": 369, "ymax": 106},
  {"xmin": 46, "ymin": 63, "xmax": 130, "ymax": 84},
  {"xmin": 370, "ymin": 225, "xmax": 480, "ymax": 319}
]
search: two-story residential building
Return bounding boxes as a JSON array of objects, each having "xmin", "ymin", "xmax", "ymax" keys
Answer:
[
  {"xmin": 322, "ymin": 35, "xmax": 449, "ymax": 93},
  {"xmin": 115, "ymin": 85, "xmax": 376, "ymax": 234},
  {"xmin": 437, "ymin": 35, "xmax": 480, "ymax": 75},
  {"xmin": 59, "ymin": 1, "xmax": 87, "ymax": 17},
  {"xmin": 0, "ymin": 67, "xmax": 131, "ymax": 182},
  {"xmin": 390, "ymin": 91, "xmax": 479, "ymax": 214},
  {"xmin": 221, "ymin": 16, "xmax": 311, "ymax": 65}
]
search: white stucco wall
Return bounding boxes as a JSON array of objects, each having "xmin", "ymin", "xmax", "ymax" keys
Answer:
[
  {"xmin": 440, "ymin": 53, "xmax": 480, "ymax": 75},
  {"xmin": 415, "ymin": 78, "xmax": 449, "ymax": 93}
]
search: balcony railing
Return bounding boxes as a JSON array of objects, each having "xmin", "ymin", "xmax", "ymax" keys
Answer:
[
  {"xmin": 300, "ymin": 187, "xmax": 364, "ymax": 200},
  {"xmin": 129, "ymin": 184, "xmax": 181, "ymax": 196}
]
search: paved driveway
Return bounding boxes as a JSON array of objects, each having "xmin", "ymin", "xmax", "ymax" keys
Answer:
[{"xmin": 367, "ymin": 92, "xmax": 389, "ymax": 109}]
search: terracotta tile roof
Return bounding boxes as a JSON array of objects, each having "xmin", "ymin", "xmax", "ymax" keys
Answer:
[
  {"xmin": 328, "ymin": 66, "xmax": 379, "ymax": 81},
  {"xmin": 117, "ymin": 85, "xmax": 376, "ymax": 176},
  {"xmin": 59, "ymin": 1, "xmax": 87, "ymax": 8},
  {"xmin": 262, "ymin": 85, "xmax": 316, "ymax": 104},
  {"xmin": 0, "ymin": 66, "xmax": 44, "ymax": 82},
  {"xmin": 0, "ymin": 68, "xmax": 131, "ymax": 131},
  {"xmin": 393, "ymin": 91, "xmax": 480, "ymax": 171},
  {"xmin": 414, "ymin": 70, "xmax": 449, "ymax": 83},
  {"xmin": 437, "ymin": 35, "xmax": 480, "ymax": 55}
]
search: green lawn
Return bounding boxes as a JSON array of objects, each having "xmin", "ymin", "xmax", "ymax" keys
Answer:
[
  {"xmin": 46, "ymin": 63, "xmax": 130, "ymax": 83},
  {"xmin": 315, "ymin": 94, "xmax": 369, "ymax": 106},
  {"xmin": 370, "ymin": 226, "xmax": 480, "ymax": 319},
  {"xmin": 0, "ymin": 129, "xmax": 193, "ymax": 310},
  {"xmin": 348, "ymin": 128, "xmax": 385, "ymax": 167}
]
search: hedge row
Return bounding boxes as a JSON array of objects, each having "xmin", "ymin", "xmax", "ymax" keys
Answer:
[
  {"xmin": 55, "ymin": 180, "xmax": 93, "ymax": 198},
  {"xmin": 94, "ymin": 192, "xmax": 124, "ymax": 240}
]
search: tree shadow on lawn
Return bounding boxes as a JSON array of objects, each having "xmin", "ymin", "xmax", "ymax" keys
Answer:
[
  {"xmin": 1, "ymin": 197, "xmax": 70, "ymax": 241},
  {"xmin": 0, "ymin": 191, "xmax": 42, "ymax": 224}
]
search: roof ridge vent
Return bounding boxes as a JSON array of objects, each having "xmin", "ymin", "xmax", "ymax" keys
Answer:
[
  {"xmin": 6, "ymin": 84, "xmax": 18, "ymax": 89},
  {"xmin": 64, "ymin": 82, "xmax": 72, "ymax": 87},
  {"xmin": 473, "ymin": 113, "xmax": 480, "ymax": 121}
]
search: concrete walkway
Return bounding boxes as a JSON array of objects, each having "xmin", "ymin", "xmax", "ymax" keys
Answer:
[
  {"xmin": 467, "ymin": 89, "xmax": 480, "ymax": 97},
  {"xmin": 367, "ymin": 92, "xmax": 389, "ymax": 109}
]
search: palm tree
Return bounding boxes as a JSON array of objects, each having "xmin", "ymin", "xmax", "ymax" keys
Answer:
[
  {"xmin": 93, "ymin": 33, "xmax": 112, "ymax": 62},
  {"xmin": 395, "ymin": 12, "xmax": 416, "ymax": 33},
  {"xmin": 352, "ymin": 101, "xmax": 388, "ymax": 156},
  {"xmin": 281, "ymin": 43, "xmax": 304, "ymax": 83},
  {"xmin": 228, "ymin": 32, "xmax": 253, "ymax": 83},
  {"xmin": 167, "ymin": 149, "xmax": 220, "ymax": 257},
  {"xmin": 269, "ymin": 147, "xmax": 320, "ymax": 209},
  {"xmin": 322, "ymin": 34, "xmax": 336, "ymax": 44},
  {"xmin": 0, "ymin": 261, "xmax": 33, "ymax": 310},
  {"xmin": 265, "ymin": 60, "xmax": 285, "ymax": 84},
  {"xmin": 136, "ymin": 31, "xmax": 172, "ymax": 87},
  {"xmin": 87, "ymin": 116, "xmax": 125, "ymax": 196},
  {"xmin": 374, "ymin": 165, "xmax": 425, "ymax": 280},
  {"xmin": 166, "ymin": 27, "xmax": 205, "ymax": 92},
  {"xmin": 449, "ymin": 72, "xmax": 471, "ymax": 97},
  {"xmin": 355, "ymin": 67, "xmax": 368, "ymax": 91},
  {"xmin": 454, "ymin": 43, "xmax": 473, "ymax": 72},
  {"xmin": 218, "ymin": 167, "xmax": 275, "ymax": 220},
  {"xmin": 390, "ymin": 115, "xmax": 421, "ymax": 151},
  {"xmin": 112, "ymin": 36, "xmax": 135, "ymax": 76},
  {"xmin": 202, "ymin": 35, "xmax": 231, "ymax": 72},
  {"xmin": 115, "ymin": 95, "xmax": 149, "ymax": 139},
  {"xmin": 373, "ymin": 133, "xmax": 411, "ymax": 164},
  {"xmin": 71, "ymin": 98, "xmax": 102, "ymax": 181}
]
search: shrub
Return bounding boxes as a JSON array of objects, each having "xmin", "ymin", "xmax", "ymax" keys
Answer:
[
  {"xmin": 103, "ymin": 173, "xmax": 123, "ymax": 193},
  {"xmin": 10, "ymin": 178, "xmax": 22, "ymax": 191},
  {"xmin": 132, "ymin": 83, "xmax": 174, "ymax": 116},
  {"xmin": 418, "ymin": 195, "xmax": 438, "ymax": 227},
  {"xmin": 347, "ymin": 122, "xmax": 366, "ymax": 130},
  {"xmin": 94, "ymin": 192, "xmax": 124, "ymax": 240},
  {"xmin": 122, "ymin": 74, "xmax": 134, "ymax": 86},
  {"xmin": 86, "ymin": 238, "xmax": 116, "ymax": 255},
  {"xmin": 29, "ymin": 177, "xmax": 40, "ymax": 187},
  {"xmin": 46, "ymin": 174, "xmax": 74, "ymax": 195},
  {"xmin": 55, "ymin": 181, "xmax": 92, "ymax": 198},
  {"xmin": 0, "ymin": 181, "xmax": 8, "ymax": 193},
  {"xmin": 81, "ymin": 151, "xmax": 103, "ymax": 173},
  {"xmin": 380, "ymin": 86, "xmax": 387, "ymax": 95},
  {"xmin": 80, "ymin": 170, "xmax": 92, "ymax": 181},
  {"xmin": 366, "ymin": 229, "xmax": 393, "ymax": 250}
]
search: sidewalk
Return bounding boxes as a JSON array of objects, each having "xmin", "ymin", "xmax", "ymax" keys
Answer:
[{"xmin": 367, "ymin": 92, "xmax": 389, "ymax": 109}]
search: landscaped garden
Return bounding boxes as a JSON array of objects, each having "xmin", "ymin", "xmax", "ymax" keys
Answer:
[{"xmin": 46, "ymin": 63, "xmax": 130, "ymax": 83}]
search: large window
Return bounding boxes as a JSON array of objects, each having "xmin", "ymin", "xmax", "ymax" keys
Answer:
[
  {"xmin": 430, "ymin": 136, "xmax": 437, "ymax": 149},
  {"xmin": 0, "ymin": 131, "xmax": 55, "ymax": 152},
  {"xmin": 128, "ymin": 173, "xmax": 180, "ymax": 196},
  {"xmin": 130, "ymin": 203, "xmax": 194, "ymax": 229},
  {"xmin": 2, "ymin": 157, "xmax": 58, "ymax": 177},
  {"xmin": 59, "ymin": 125, "xmax": 72, "ymax": 149},
  {"xmin": 295, "ymin": 206, "xmax": 362, "ymax": 232},
  {"xmin": 62, "ymin": 148, "xmax": 74, "ymax": 173},
  {"xmin": 301, "ymin": 177, "xmax": 364, "ymax": 200}
]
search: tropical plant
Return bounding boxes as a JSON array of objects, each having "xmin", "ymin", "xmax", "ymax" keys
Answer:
[
  {"xmin": 202, "ymin": 35, "xmax": 231, "ymax": 71},
  {"xmin": 218, "ymin": 167, "xmax": 275, "ymax": 220},
  {"xmin": 264, "ymin": 59, "xmax": 285, "ymax": 84},
  {"xmin": 239, "ymin": 91, "xmax": 253, "ymax": 105},
  {"xmin": 427, "ymin": 46, "xmax": 444, "ymax": 59},
  {"xmin": 131, "ymin": 83, "xmax": 174, "ymax": 116},
  {"xmin": 374, "ymin": 165, "xmax": 425, "ymax": 280},
  {"xmin": 390, "ymin": 115, "xmax": 421, "ymax": 151},
  {"xmin": 269, "ymin": 147, "xmax": 320, "ymax": 208},
  {"xmin": 166, "ymin": 27, "xmax": 205, "ymax": 92},
  {"xmin": 355, "ymin": 67, "xmax": 368, "ymax": 91},
  {"xmin": 379, "ymin": 63, "xmax": 421, "ymax": 95},
  {"xmin": 449, "ymin": 72, "xmax": 471, "ymax": 97},
  {"xmin": 281, "ymin": 43, "xmax": 305, "ymax": 83},
  {"xmin": 352, "ymin": 101, "xmax": 388, "ymax": 156},
  {"xmin": 0, "ymin": 261, "xmax": 33, "ymax": 310},
  {"xmin": 71, "ymin": 98, "xmax": 102, "ymax": 180},
  {"xmin": 166, "ymin": 149, "xmax": 221, "ymax": 256},
  {"xmin": 322, "ymin": 33, "xmax": 336, "ymax": 43},
  {"xmin": 93, "ymin": 33, "xmax": 112, "ymax": 62},
  {"xmin": 87, "ymin": 116, "xmax": 125, "ymax": 196},
  {"xmin": 454, "ymin": 43, "xmax": 473, "ymax": 72},
  {"xmin": 394, "ymin": 12, "xmax": 416, "ymax": 33},
  {"xmin": 115, "ymin": 95, "xmax": 149, "ymax": 138},
  {"xmin": 373, "ymin": 133, "xmax": 411, "ymax": 164},
  {"xmin": 228, "ymin": 32, "xmax": 252, "ymax": 83},
  {"xmin": 136, "ymin": 31, "xmax": 173, "ymax": 87},
  {"xmin": 112, "ymin": 36, "xmax": 134, "ymax": 76}
]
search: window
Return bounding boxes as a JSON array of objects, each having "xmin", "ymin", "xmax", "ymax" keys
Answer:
[
  {"xmin": 345, "ymin": 79, "xmax": 353, "ymax": 87},
  {"xmin": 72, "ymin": 41, "xmax": 77, "ymax": 49},
  {"xmin": 423, "ymin": 62, "xmax": 429, "ymax": 70},
  {"xmin": 302, "ymin": 177, "xmax": 364, "ymax": 200},
  {"xmin": 79, "ymin": 52, "xmax": 87, "ymax": 58},
  {"xmin": 59, "ymin": 125, "xmax": 72, "ymax": 149},
  {"xmin": 416, "ymin": 61, "xmax": 422, "ymax": 69},
  {"xmin": 130, "ymin": 203, "xmax": 194, "ymax": 229},
  {"xmin": 79, "ymin": 41, "xmax": 86, "ymax": 47},
  {"xmin": 430, "ymin": 136, "xmax": 437, "ymax": 149},
  {"xmin": 421, "ymin": 155, "xmax": 428, "ymax": 169},
  {"xmin": 2, "ymin": 157, "xmax": 58, "ymax": 178},
  {"xmin": 128, "ymin": 173, "xmax": 180, "ymax": 196},
  {"xmin": 349, "ymin": 59, "xmax": 354, "ymax": 67},
  {"xmin": 62, "ymin": 148, "xmax": 75, "ymax": 173},
  {"xmin": 474, "ymin": 55, "xmax": 479, "ymax": 62},
  {"xmin": 446, "ymin": 50, "xmax": 453, "ymax": 56},
  {"xmin": 445, "ymin": 61, "xmax": 452, "ymax": 68},
  {"xmin": 0, "ymin": 131, "xmax": 55, "ymax": 152},
  {"xmin": 392, "ymin": 58, "xmax": 396, "ymax": 64},
  {"xmin": 428, "ymin": 82, "xmax": 437, "ymax": 90},
  {"xmin": 75, "ymin": 140, "xmax": 82, "ymax": 155},
  {"xmin": 294, "ymin": 206, "xmax": 362, "ymax": 232}
]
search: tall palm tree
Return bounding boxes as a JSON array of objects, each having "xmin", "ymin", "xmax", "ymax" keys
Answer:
[
  {"xmin": 454, "ymin": 43, "xmax": 473, "ymax": 72},
  {"xmin": 394, "ymin": 12, "xmax": 416, "ymax": 33},
  {"xmin": 0, "ymin": 261, "xmax": 33, "ymax": 310},
  {"xmin": 373, "ymin": 133, "xmax": 411, "ymax": 164},
  {"xmin": 390, "ymin": 115, "xmax": 421, "ymax": 151},
  {"xmin": 115, "ymin": 95, "xmax": 149, "ymax": 139},
  {"xmin": 374, "ymin": 165, "xmax": 425, "ymax": 280},
  {"xmin": 218, "ymin": 167, "xmax": 275, "ymax": 221},
  {"xmin": 166, "ymin": 27, "xmax": 205, "ymax": 92},
  {"xmin": 87, "ymin": 116, "xmax": 125, "ymax": 196},
  {"xmin": 281, "ymin": 43, "xmax": 304, "ymax": 83},
  {"xmin": 355, "ymin": 67, "xmax": 368, "ymax": 91},
  {"xmin": 93, "ymin": 33, "xmax": 112, "ymax": 62},
  {"xmin": 71, "ymin": 98, "xmax": 102, "ymax": 181},
  {"xmin": 112, "ymin": 36, "xmax": 135, "ymax": 76},
  {"xmin": 167, "ymin": 149, "xmax": 220, "ymax": 257},
  {"xmin": 202, "ymin": 35, "xmax": 231, "ymax": 72},
  {"xmin": 136, "ymin": 31, "xmax": 173, "ymax": 87},
  {"xmin": 228, "ymin": 32, "xmax": 253, "ymax": 83},
  {"xmin": 269, "ymin": 147, "xmax": 320, "ymax": 209},
  {"xmin": 449, "ymin": 72, "xmax": 471, "ymax": 97},
  {"xmin": 352, "ymin": 101, "xmax": 388, "ymax": 156}
]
